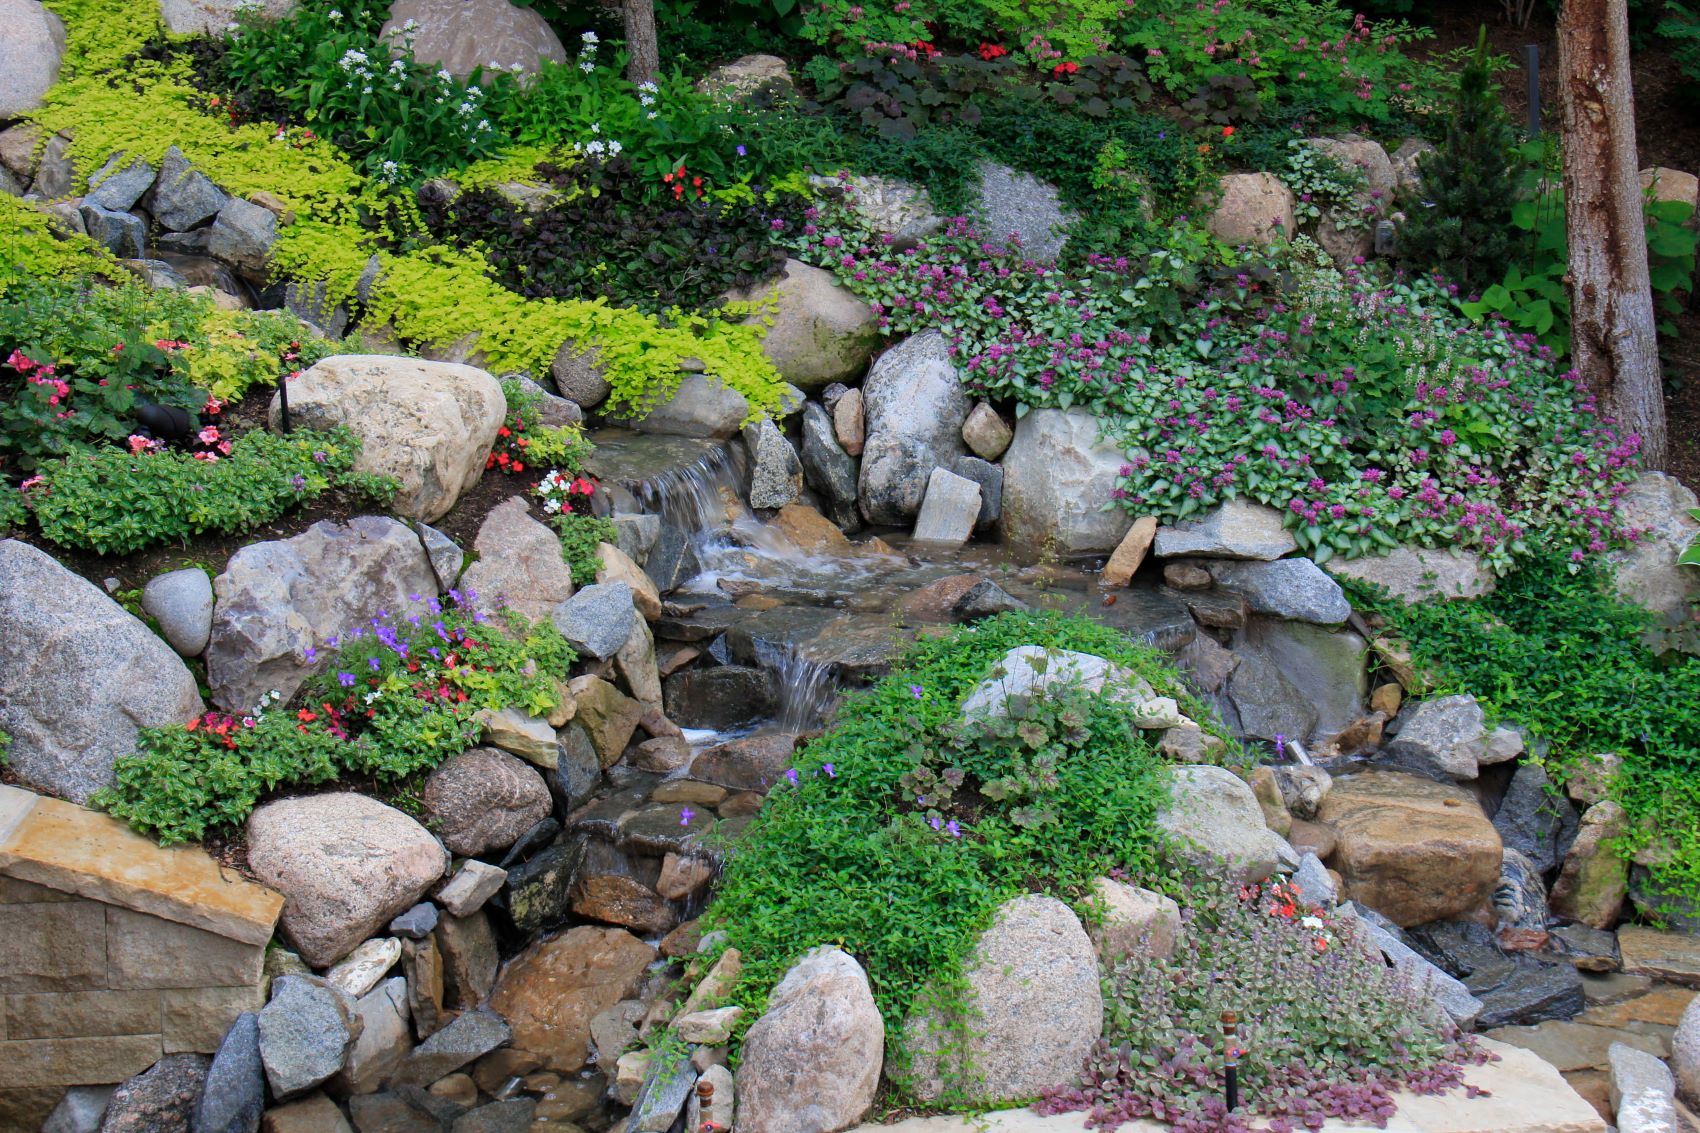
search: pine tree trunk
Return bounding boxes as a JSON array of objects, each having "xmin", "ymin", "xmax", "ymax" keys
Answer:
[
  {"xmin": 1557, "ymin": 0, "xmax": 1667, "ymax": 469},
  {"xmin": 622, "ymin": 0, "xmax": 660, "ymax": 84}
]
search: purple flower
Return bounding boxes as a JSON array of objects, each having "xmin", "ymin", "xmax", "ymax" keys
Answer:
[
  {"xmin": 337, "ymin": 672, "xmax": 355, "ymax": 687},
  {"xmin": 823, "ymin": 763, "xmax": 836, "ymax": 778},
  {"xmin": 946, "ymin": 820, "xmax": 962, "ymax": 838},
  {"xmin": 929, "ymin": 815, "xmax": 942, "ymax": 830},
  {"xmin": 289, "ymin": 473, "xmax": 306, "ymax": 491},
  {"xmin": 312, "ymin": 450, "xmax": 327, "ymax": 463},
  {"xmin": 785, "ymin": 768, "xmax": 799, "ymax": 787},
  {"xmin": 1275, "ymin": 734, "xmax": 1286, "ymax": 757},
  {"xmin": 368, "ymin": 657, "xmax": 381, "ymax": 670},
  {"xmin": 736, "ymin": 144, "xmax": 747, "ymax": 156},
  {"xmin": 910, "ymin": 684, "xmax": 924, "ymax": 699},
  {"xmin": 304, "ymin": 646, "xmax": 318, "ymax": 662},
  {"xmin": 680, "ymin": 807, "xmax": 696, "ymax": 825}
]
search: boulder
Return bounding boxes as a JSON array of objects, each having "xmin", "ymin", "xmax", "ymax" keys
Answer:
[
  {"xmin": 960, "ymin": 645, "xmax": 1154, "ymax": 719},
  {"xmin": 729, "ymin": 259, "xmax": 878, "ymax": 390},
  {"xmin": 800, "ymin": 402, "xmax": 860, "ymax": 531},
  {"xmin": 423, "ymin": 748, "xmax": 552, "ymax": 857},
  {"xmin": 99, "ymin": 1054, "xmax": 209, "ymax": 1133},
  {"xmin": 1153, "ymin": 498, "xmax": 1298, "ymax": 561},
  {"xmin": 552, "ymin": 582, "xmax": 636, "ymax": 661},
  {"xmin": 613, "ymin": 615, "xmax": 662, "ymax": 708},
  {"xmin": 857, "ymin": 331, "xmax": 970, "ymax": 526},
  {"xmin": 1640, "ymin": 166, "xmax": 1700, "ymax": 212},
  {"xmin": 1620, "ymin": 926, "xmax": 1700, "ymax": 987},
  {"xmin": 697, "ymin": 52, "xmax": 793, "ymax": 98},
  {"xmin": 745, "ymin": 419, "xmax": 804, "ymax": 509},
  {"xmin": 911, "ymin": 467, "xmax": 981, "ymax": 546},
  {"xmin": 332, "ymin": 977, "xmax": 412, "ymax": 1095},
  {"xmin": 158, "ymin": 0, "xmax": 293, "ymax": 33},
  {"xmin": 833, "ymin": 387, "xmax": 865, "ymax": 456},
  {"xmin": 1209, "ymin": 557, "xmax": 1350, "ymax": 624},
  {"xmin": 381, "ymin": 0, "xmax": 565, "ymax": 78},
  {"xmin": 1378, "ymin": 694, "xmax": 1488, "ymax": 781},
  {"xmin": 246, "ymin": 793, "xmax": 449, "ymax": 967},
  {"xmin": 974, "ymin": 160, "xmax": 1073, "ymax": 262},
  {"xmin": 1088, "ymin": 877, "xmax": 1181, "ymax": 962},
  {"xmin": 1155, "ymin": 765, "xmax": 1285, "ymax": 883},
  {"xmin": 1493, "ymin": 761, "xmax": 1580, "ymax": 875},
  {"xmin": 1673, "ymin": 994, "xmax": 1700, "ymax": 1107},
  {"xmin": 32, "ymin": 132, "xmax": 74, "ymax": 198},
  {"xmin": 0, "ymin": 0, "xmax": 65, "ymax": 118},
  {"xmin": 1609, "ymin": 1040, "xmax": 1680, "ymax": 1133},
  {"xmin": 142, "ymin": 567, "xmax": 215, "ymax": 657},
  {"xmin": 1408, "ymin": 921, "xmax": 1583, "ymax": 1029},
  {"xmin": 1273, "ymin": 764, "xmax": 1332, "ymax": 820},
  {"xmin": 1227, "ymin": 618, "xmax": 1366, "ymax": 744},
  {"xmin": 1346, "ymin": 904, "xmax": 1484, "ymax": 1029},
  {"xmin": 1608, "ymin": 473, "xmax": 1700, "ymax": 652},
  {"xmin": 738, "ymin": 947, "xmax": 883, "ymax": 1133},
  {"xmin": 1550, "ymin": 800, "xmax": 1629, "ymax": 929},
  {"xmin": 145, "ymin": 146, "xmax": 229, "ymax": 232},
  {"xmin": 79, "ymin": 203, "xmax": 145, "ymax": 258},
  {"xmin": 550, "ymin": 342, "xmax": 610, "ymax": 409},
  {"xmin": 478, "ymin": 706, "xmax": 559, "ymax": 768},
  {"xmin": 85, "ymin": 156, "xmax": 157, "ymax": 211},
  {"xmin": 193, "ymin": 1012, "xmax": 266, "ymax": 1133},
  {"xmin": 596, "ymin": 541, "xmax": 661, "ymax": 622},
  {"xmin": 1324, "ymin": 546, "xmax": 1494, "ymax": 602},
  {"xmin": 0, "ymin": 541, "xmax": 203, "ymax": 803},
  {"xmin": 951, "ymin": 454, "xmax": 1003, "ymax": 531},
  {"xmin": 566, "ymin": 674, "xmax": 642, "ymax": 767},
  {"xmin": 953, "ymin": 579, "xmax": 1026, "ymax": 619},
  {"xmin": 204, "ymin": 516, "xmax": 436, "ymax": 713},
  {"xmin": 1001, "ymin": 408, "xmax": 1135, "ymax": 553},
  {"xmin": 488, "ymin": 926, "xmax": 656, "ymax": 1072},
  {"xmin": 459, "ymin": 497, "xmax": 576, "ymax": 624},
  {"xmin": 1391, "ymin": 138, "xmax": 1436, "ymax": 196},
  {"xmin": 498, "ymin": 837, "xmax": 579, "ymax": 936},
  {"xmin": 631, "ymin": 375, "xmax": 750, "ymax": 440},
  {"xmin": 1318, "ymin": 770, "xmax": 1502, "ymax": 927},
  {"xmin": 815, "ymin": 172, "xmax": 941, "ymax": 246},
  {"xmin": 904, "ymin": 895, "xmax": 1101, "ymax": 1103},
  {"xmin": 663, "ymin": 665, "xmax": 774, "ymax": 731},
  {"xmin": 257, "ymin": 976, "xmax": 359, "ymax": 1100},
  {"xmin": 688, "ymin": 732, "xmax": 797, "ymax": 793},
  {"xmin": 1207, "ymin": 172, "xmax": 1296, "ymax": 246},
  {"xmin": 269, "ymin": 355, "xmax": 505, "ymax": 522},
  {"xmin": 207, "ymin": 198, "xmax": 278, "ymax": 278}
]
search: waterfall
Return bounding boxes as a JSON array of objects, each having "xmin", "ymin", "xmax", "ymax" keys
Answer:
[{"xmin": 752, "ymin": 639, "xmax": 839, "ymax": 734}]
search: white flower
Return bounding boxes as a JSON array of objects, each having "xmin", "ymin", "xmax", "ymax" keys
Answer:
[
  {"xmin": 477, "ymin": 119, "xmax": 490, "ymax": 131},
  {"xmin": 437, "ymin": 68, "xmax": 453, "ymax": 81},
  {"xmin": 646, "ymin": 110, "xmax": 658, "ymax": 120},
  {"xmin": 1301, "ymin": 915, "xmax": 1324, "ymax": 930},
  {"xmin": 402, "ymin": 17, "xmax": 418, "ymax": 29},
  {"xmin": 466, "ymin": 85, "xmax": 482, "ymax": 98},
  {"xmin": 590, "ymin": 122, "xmax": 600, "ymax": 133},
  {"xmin": 510, "ymin": 62, "xmax": 525, "ymax": 72},
  {"xmin": 326, "ymin": 7, "xmax": 341, "ymax": 18},
  {"xmin": 581, "ymin": 29, "xmax": 599, "ymax": 42},
  {"xmin": 638, "ymin": 80, "xmax": 658, "ymax": 92},
  {"xmin": 579, "ymin": 60, "xmax": 595, "ymax": 73},
  {"xmin": 638, "ymin": 92, "xmax": 655, "ymax": 107},
  {"xmin": 608, "ymin": 139, "xmax": 622, "ymax": 155}
]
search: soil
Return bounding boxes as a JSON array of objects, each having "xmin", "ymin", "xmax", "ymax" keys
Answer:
[{"xmin": 1423, "ymin": 0, "xmax": 1700, "ymax": 493}]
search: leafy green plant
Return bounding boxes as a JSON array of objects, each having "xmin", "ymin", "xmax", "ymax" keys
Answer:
[
  {"xmin": 1682, "ymin": 509, "xmax": 1700, "ymax": 568},
  {"xmin": 24, "ymin": 427, "xmax": 394, "ymax": 555},
  {"xmin": 1282, "ymin": 139, "xmax": 1370, "ymax": 228},
  {"xmin": 1655, "ymin": 0, "xmax": 1700, "ymax": 97},
  {"xmin": 550, "ymin": 508, "xmax": 617, "ymax": 585},
  {"xmin": 97, "ymin": 596, "xmax": 576, "ymax": 843}
]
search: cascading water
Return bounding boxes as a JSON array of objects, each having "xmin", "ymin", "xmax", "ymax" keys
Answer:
[{"xmin": 751, "ymin": 638, "xmax": 839, "ymax": 734}]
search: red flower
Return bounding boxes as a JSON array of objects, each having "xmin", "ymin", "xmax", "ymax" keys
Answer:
[
  {"xmin": 497, "ymin": 426, "xmax": 511, "ymax": 437},
  {"xmin": 977, "ymin": 42, "xmax": 1007, "ymax": 60},
  {"xmin": 1051, "ymin": 60, "xmax": 1079, "ymax": 76},
  {"xmin": 1222, "ymin": 125, "xmax": 1236, "ymax": 138},
  {"xmin": 297, "ymin": 709, "xmax": 317, "ymax": 722}
]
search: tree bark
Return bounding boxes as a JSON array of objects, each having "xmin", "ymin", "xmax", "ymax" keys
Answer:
[
  {"xmin": 1557, "ymin": 0, "xmax": 1667, "ymax": 469},
  {"xmin": 622, "ymin": 0, "xmax": 660, "ymax": 85}
]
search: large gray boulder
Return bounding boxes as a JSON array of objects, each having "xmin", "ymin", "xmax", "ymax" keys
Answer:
[
  {"xmin": 903, "ymin": 895, "xmax": 1102, "ymax": 1103},
  {"xmin": 0, "ymin": 0, "xmax": 65, "ymax": 118},
  {"xmin": 257, "ymin": 976, "xmax": 360, "ymax": 1100},
  {"xmin": 1379, "ymin": 693, "xmax": 1487, "ymax": 781},
  {"xmin": 421, "ymin": 748, "xmax": 553, "ymax": 858},
  {"xmin": 974, "ymin": 160, "xmax": 1073, "ymax": 262},
  {"xmin": 269, "ymin": 355, "xmax": 506, "ymax": 522},
  {"xmin": 728, "ymin": 259, "xmax": 879, "ymax": 391},
  {"xmin": 1154, "ymin": 498, "xmax": 1297, "ymax": 560},
  {"xmin": 731, "ymin": 946, "xmax": 884, "ymax": 1133},
  {"xmin": 1324, "ymin": 545, "xmax": 1493, "ymax": 602},
  {"xmin": 246, "ymin": 792, "xmax": 449, "ymax": 967},
  {"xmin": 630, "ymin": 375, "xmax": 751, "ymax": 440},
  {"xmin": 0, "ymin": 540, "xmax": 202, "ymax": 802},
  {"xmin": 207, "ymin": 198, "xmax": 278, "ymax": 278},
  {"xmin": 1210, "ymin": 558, "xmax": 1350, "ymax": 625},
  {"xmin": 204, "ymin": 516, "xmax": 437, "ymax": 714},
  {"xmin": 158, "ymin": 0, "xmax": 293, "ymax": 33},
  {"xmin": 858, "ymin": 332, "xmax": 970, "ymax": 526},
  {"xmin": 381, "ymin": 0, "xmax": 566, "ymax": 79},
  {"xmin": 1156, "ymin": 765, "xmax": 1285, "ymax": 882},
  {"xmin": 1000, "ymin": 408, "xmax": 1134, "ymax": 554},
  {"xmin": 1226, "ymin": 618, "xmax": 1366, "ymax": 745},
  {"xmin": 1608, "ymin": 472, "xmax": 1700, "ymax": 653},
  {"xmin": 459, "ymin": 496, "xmax": 577, "ymax": 625},
  {"xmin": 552, "ymin": 581, "xmax": 637, "ymax": 661},
  {"xmin": 144, "ymin": 145, "xmax": 229, "ymax": 232}
]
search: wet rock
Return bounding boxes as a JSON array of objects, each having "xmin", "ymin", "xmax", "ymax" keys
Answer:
[
  {"xmin": 911, "ymin": 467, "xmax": 980, "ymax": 546},
  {"xmin": 208, "ymin": 198, "xmax": 278, "ymax": 277},
  {"xmin": 738, "ymin": 947, "xmax": 883, "ymax": 1133},
  {"xmin": 436, "ymin": 911, "xmax": 499, "ymax": 1010},
  {"xmin": 1207, "ymin": 172, "xmax": 1295, "ymax": 246},
  {"xmin": 1273, "ymin": 764, "xmax": 1332, "ymax": 820},
  {"xmin": 246, "ymin": 793, "xmax": 449, "ymax": 967},
  {"xmin": 1407, "ymin": 920, "xmax": 1584, "ymax": 1027},
  {"xmin": 904, "ymin": 895, "xmax": 1100, "ymax": 1103},
  {"xmin": 1209, "ymin": 558, "xmax": 1351, "ymax": 625},
  {"xmin": 745, "ymin": 419, "xmax": 804, "ymax": 509},
  {"xmin": 1156, "ymin": 765, "xmax": 1285, "ymax": 883},
  {"xmin": 1378, "ymin": 694, "xmax": 1488, "ymax": 781},
  {"xmin": 962, "ymin": 402, "xmax": 1013, "ymax": 461},
  {"xmin": 205, "ymin": 516, "xmax": 436, "ymax": 713},
  {"xmin": 773, "ymin": 502, "xmax": 853, "ymax": 556},
  {"xmin": 1175, "ymin": 630, "xmax": 1239, "ymax": 695},
  {"xmin": 688, "ymin": 732, "xmax": 797, "ymax": 793},
  {"xmin": 498, "ymin": 838, "xmax": 582, "ymax": 936},
  {"xmin": 488, "ymin": 926, "xmax": 656, "ymax": 1072},
  {"xmin": 552, "ymin": 582, "xmax": 637, "ymax": 661},
  {"xmin": 1318, "ymin": 770, "xmax": 1501, "ymax": 928},
  {"xmin": 614, "ymin": 615, "xmax": 662, "ymax": 709},
  {"xmin": 435, "ymin": 861, "xmax": 506, "ymax": 917},
  {"xmin": 630, "ymin": 375, "xmax": 750, "ymax": 440},
  {"xmin": 258, "ymin": 976, "xmax": 360, "ymax": 1100},
  {"xmin": 1607, "ymin": 473, "xmax": 1700, "ymax": 652},
  {"xmin": 1539, "ymin": 923, "xmax": 1621, "ymax": 972},
  {"xmin": 663, "ymin": 665, "xmax": 774, "ymax": 730},
  {"xmin": 1620, "ymin": 926, "xmax": 1700, "ymax": 987},
  {"xmin": 1324, "ymin": 545, "xmax": 1493, "ymax": 603},
  {"xmin": 1346, "ymin": 903, "xmax": 1483, "ymax": 1028},
  {"xmin": 953, "ymin": 579, "xmax": 1027, "ymax": 619},
  {"xmin": 1088, "ymin": 877, "xmax": 1180, "ymax": 962},
  {"xmin": 192, "ymin": 1013, "xmax": 265, "ymax": 1133},
  {"xmin": 630, "ymin": 735, "xmax": 692, "ymax": 773},
  {"xmin": 858, "ymin": 331, "xmax": 970, "ymax": 525},
  {"xmin": 570, "ymin": 842, "xmax": 674, "ymax": 935},
  {"xmin": 566, "ymin": 675, "xmax": 643, "ymax": 767},
  {"xmin": 596, "ymin": 541, "xmax": 661, "ymax": 622},
  {"xmin": 392, "ymin": 1010, "xmax": 512, "ymax": 1088},
  {"xmin": 800, "ymin": 402, "xmax": 861, "ymax": 531},
  {"xmin": 1153, "ymin": 498, "xmax": 1297, "ymax": 561},
  {"xmin": 1228, "ymin": 619, "xmax": 1366, "ymax": 744},
  {"xmin": 100, "ymin": 1054, "xmax": 209, "ymax": 1133},
  {"xmin": 727, "ymin": 259, "xmax": 878, "ymax": 391},
  {"xmin": 0, "ymin": 539, "xmax": 202, "ymax": 802},
  {"xmin": 618, "ymin": 802, "xmax": 717, "ymax": 856},
  {"xmin": 1001, "ymin": 407, "xmax": 1133, "ymax": 554},
  {"xmin": 974, "ymin": 160, "xmax": 1073, "ymax": 262},
  {"xmin": 450, "ymin": 1099, "xmax": 534, "ymax": 1132},
  {"xmin": 1494, "ymin": 847, "xmax": 1550, "ymax": 945},
  {"xmin": 1494, "ymin": 761, "xmax": 1580, "ymax": 875},
  {"xmin": 1609, "ymin": 1040, "xmax": 1679, "ymax": 1133},
  {"xmin": 833, "ymin": 387, "xmax": 865, "ymax": 456},
  {"xmin": 656, "ymin": 853, "xmax": 716, "ymax": 901},
  {"xmin": 423, "ymin": 748, "xmax": 554, "ymax": 858},
  {"xmin": 381, "ymin": 0, "xmax": 564, "ymax": 78},
  {"xmin": 1552, "ymin": 801, "xmax": 1630, "ymax": 929},
  {"xmin": 611, "ymin": 514, "xmax": 660, "ymax": 567}
]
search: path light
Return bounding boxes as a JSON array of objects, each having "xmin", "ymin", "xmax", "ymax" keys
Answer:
[
  {"xmin": 278, "ymin": 368, "xmax": 292, "ymax": 434},
  {"xmin": 1222, "ymin": 1010, "xmax": 1242, "ymax": 1112},
  {"xmin": 696, "ymin": 1078, "xmax": 726, "ymax": 1133}
]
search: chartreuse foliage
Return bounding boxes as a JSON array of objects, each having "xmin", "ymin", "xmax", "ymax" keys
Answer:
[
  {"xmin": 1348, "ymin": 552, "xmax": 1700, "ymax": 919},
  {"xmin": 0, "ymin": 196, "xmax": 116, "ymax": 284},
  {"xmin": 701, "ymin": 613, "xmax": 1235, "ymax": 1099},
  {"xmin": 97, "ymin": 598, "xmax": 577, "ymax": 843}
]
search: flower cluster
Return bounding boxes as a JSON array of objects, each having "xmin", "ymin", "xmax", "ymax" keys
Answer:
[{"xmin": 535, "ymin": 467, "xmax": 597, "ymax": 516}]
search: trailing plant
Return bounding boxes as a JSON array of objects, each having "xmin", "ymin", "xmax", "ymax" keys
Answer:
[
  {"xmin": 23, "ymin": 426, "xmax": 395, "ymax": 555},
  {"xmin": 550, "ymin": 507, "xmax": 617, "ymax": 585},
  {"xmin": 1282, "ymin": 139, "xmax": 1370, "ymax": 228},
  {"xmin": 0, "ymin": 196, "xmax": 117, "ymax": 285},
  {"xmin": 1038, "ymin": 876, "xmax": 1486, "ymax": 1132},
  {"xmin": 700, "ymin": 613, "xmax": 1228, "ymax": 1077},
  {"xmin": 97, "ymin": 594, "xmax": 576, "ymax": 842},
  {"xmin": 1349, "ymin": 551, "xmax": 1700, "ymax": 921}
]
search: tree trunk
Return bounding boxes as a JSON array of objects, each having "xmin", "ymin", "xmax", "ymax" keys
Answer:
[
  {"xmin": 1557, "ymin": 0, "xmax": 1667, "ymax": 469},
  {"xmin": 622, "ymin": 0, "xmax": 660, "ymax": 84}
]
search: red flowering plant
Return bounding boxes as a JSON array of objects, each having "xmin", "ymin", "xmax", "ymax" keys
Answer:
[{"xmin": 97, "ymin": 592, "xmax": 577, "ymax": 844}]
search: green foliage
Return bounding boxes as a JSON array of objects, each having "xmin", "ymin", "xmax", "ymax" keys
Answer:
[
  {"xmin": 551, "ymin": 510, "xmax": 617, "ymax": 585},
  {"xmin": 1348, "ymin": 552, "xmax": 1700, "ymax": 918},
  {"xmin": 97, "ymin": 599, "xmax": 576, "ymax": 843},
  {"xmin": 421, "ymin": 157, "xmax": 801, "ymax": 315},
  {"xmin": 1682, "ymin": 509, "xmax": 1700, "ymax": 568},
  {"xmin": 1393, "ymin": 30, "xmax": 1521, "ymax": 289},
  {"xmin": 0, "ymin": 196, "xmax": 117, "ymax": 285},
  {"xmin": 1282, "ymin": 139, "xmax": 1371, "ymax": 228},
  {"xmin": 216, "ymin": 0, "xmax": 503, "ymax": 181},
  {"xmin": 702, "ymin": 613, "xmax": 1230, "ymax": 1070},
  {"xmin": 1655, "ymin": 0, "xmax": 1700, "ymax": 95},
  {"xmin": 25, "ymin": 426, "xmax": 395, "ymax": 555}
]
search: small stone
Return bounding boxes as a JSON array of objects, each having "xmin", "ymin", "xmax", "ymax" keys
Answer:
[
  {"xmin": 391, "ymin": 1010, "xmax": 512, "ymax": 1088},
  {"xmin": 261, "ymin": 1092, "xmax": 353, "ymax": 1133},
  {"xmin": 1272, "ymin": 764, "xmax": 1332, "ymax": 820},
  {"xmin": 142, "ymin": 567, "xmax": 214, "ymax": 656},
  {"xmin": 1292, "ymin": 852, "xmax": 1338, "ymax": 908},
  {"xmin": 325, "ymin": 937, "xmax": 403, "ymax": 999},
  {"xmin": 428, "ymin": 1073, "xmax": 478, "ymax": 1108},
  {"xmin": 1163, "ymin": 562, "xmax": 1213, "ymax": 590},
  {"xmin": 1153, "ymin": 498, "xmax": 1297, "ymax": 561},
  {"xmin": 674, "ymin": 1006, "xmax": 743, "ymax": 1044},
  {"xmin": 1370, "ymin": 682, "xmax": 1403, "ymax": 717},
  {"xmin": 258, "ymin": 976, "xmax": 359, "ymax": 1100},
  {"xmin": 435, "ymin": 861, "xmax": 508, "ymax": 917},
  {"xmin": 1209, "ymin": 557, "xmax": 1351, "ymax": 625},
  {"xmin": 1087, "ymin": 876, "xmax": 1180, "ymax": 962},
  {"xmin": 951, "ymin": 579, "xmax": 1027, "ymax": 619},
  {"xmin": 631, "ymin": 735, "xmax": 692, "ymax": 772},
  {"xmin": 832, "ymin": 388, "xmax": 864, "ymax": 457},
  {"xmin": 389, "ymin": 904, "xmax": 439, "ymax": 943},
  {"xmin": 1102, "ymin": 517, "xmax": 1158, "ymax": 588},
  {"xmin": 961, "ymin": 402, "xmax": 1012, "ymax": 461},
  {"xmin": 1481, "ymin": 725, "xmax": 1526, "ymax": 765},
  {"xmin": 910, "ymin": 467, "xmax": 981, "ymax": 546},
  {"xmin": 1609, "ymin": 1041, "xmax": 1679, "ymax": 1133},
  {"xmin": 614, "ymin": 1052, "xmax": 650, "ymax": 1106},
  {"xmin": 192, "ymin": 1012, "xmax": 265, "ymax": 1133},
  {"xmin": 402, "ymin": 935, "xmax": 449, "ymax": 1040},
  {"xmin": 656, "ymin": 853, "xmax": 716, "ymax": 901},
  {"xmin": 1620, "ymin": 926, "xmax": 1700, "ymax": 987}
]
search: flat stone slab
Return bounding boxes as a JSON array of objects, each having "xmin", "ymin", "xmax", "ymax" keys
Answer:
[
  {"xmin": 1619, "ymin": 926, "xmax": 1700, "ymax": 987},
  {"xmin": 850, "ymin": 1039, "xmax": 1604, "ymax": 1133},
  {"xmin": 0, "ymin": 785, "xmax": 282, "ymax": 945}
]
